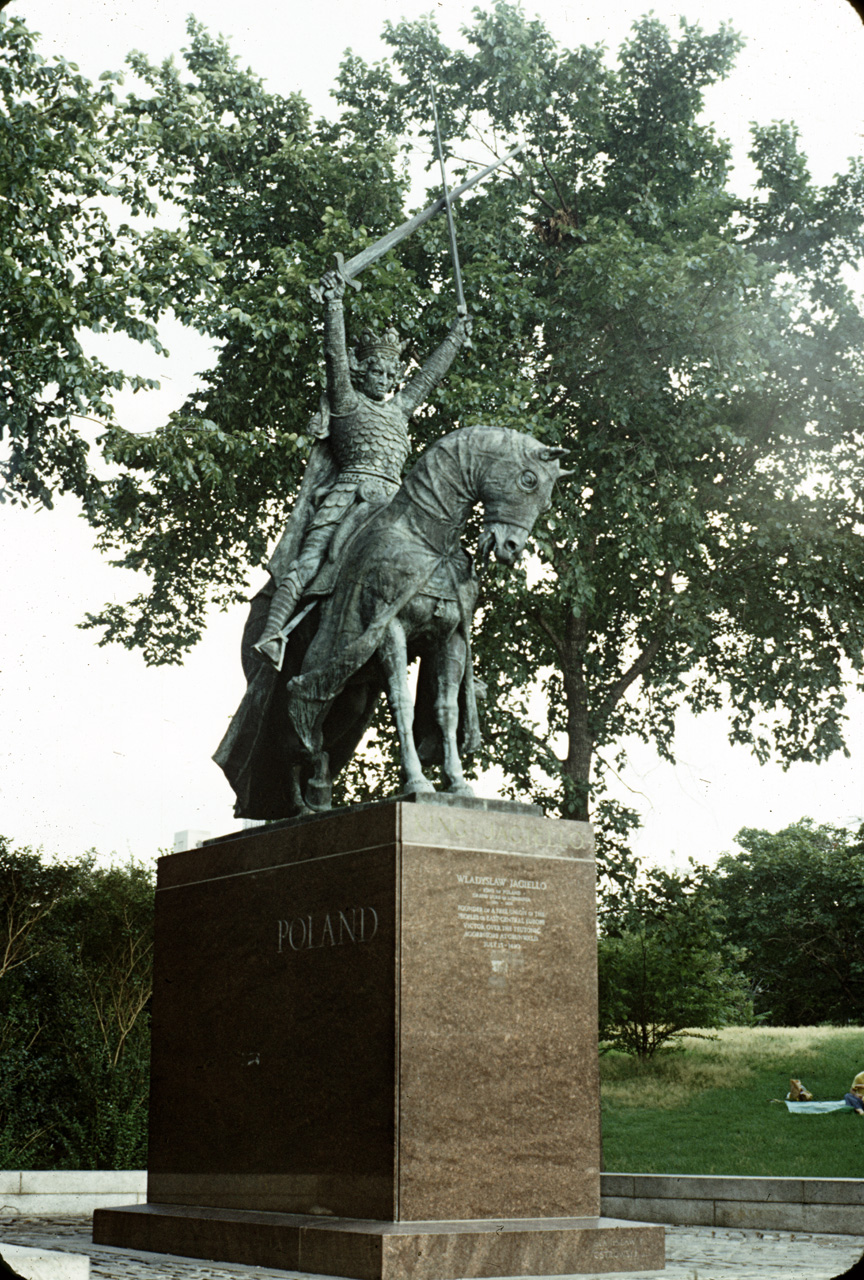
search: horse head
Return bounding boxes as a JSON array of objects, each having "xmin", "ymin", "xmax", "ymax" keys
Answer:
[{"xmin": 471, "ymin": 429, "xmax": 571, "ymax": 567}]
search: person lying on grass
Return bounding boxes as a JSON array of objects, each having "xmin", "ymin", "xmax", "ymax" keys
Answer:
[{"xmin": 843, "ymin": 1071, "xmax": 864, "ymax": 1114}]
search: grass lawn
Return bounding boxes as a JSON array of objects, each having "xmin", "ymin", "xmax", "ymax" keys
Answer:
[{"xmin": 600, "ymin": 1026, "xmax": 864, "ymax": 1178}]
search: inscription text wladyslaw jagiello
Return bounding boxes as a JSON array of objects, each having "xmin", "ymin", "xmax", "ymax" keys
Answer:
[
  {"xmin": 455, "ymin": 873, "xmax": 549, "ymax": 951},
  {"xmin": 277, "ymin": 906, "xmax": 378, "ymax": 952}
]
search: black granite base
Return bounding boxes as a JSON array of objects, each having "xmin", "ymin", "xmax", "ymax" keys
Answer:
[{"xmin": 93, "ymin": 1203, "xmax": 665, "ymax": 1279}]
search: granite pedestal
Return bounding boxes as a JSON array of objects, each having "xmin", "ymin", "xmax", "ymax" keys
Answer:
[{"xmin": 93, "ymin": 797, "xmax": 663, "ymax": 1277}]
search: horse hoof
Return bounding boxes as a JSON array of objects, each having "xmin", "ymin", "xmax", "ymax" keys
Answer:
[
  {"xmin": 305, "ymin": 780, "xmax": 332, "ymax": 810},
  {"xmin": 447, "ymin": 781, "xmax": 474, "ymax": 797},
  {"xmin": 403, "ymin": 779, "xmax": 435, "ymax": 796}
]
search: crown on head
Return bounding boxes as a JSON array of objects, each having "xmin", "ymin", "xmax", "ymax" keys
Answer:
[{"xmin": 354, "ymin": 325, "xmax": 404, "ymax": 363}]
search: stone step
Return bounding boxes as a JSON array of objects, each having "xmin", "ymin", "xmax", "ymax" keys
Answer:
[{"xmin": 0, "ymin": 1244, "xmax": 89, "ymax": 1280}]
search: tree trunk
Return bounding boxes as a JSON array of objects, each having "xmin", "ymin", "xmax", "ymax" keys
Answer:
[
  {"xmin": 561, "ymin": 611, "xmax": 593, "ymax": 821},
  {"xmin": 558, "ymin": 601, "xmax": 669, "ymax": 822}
]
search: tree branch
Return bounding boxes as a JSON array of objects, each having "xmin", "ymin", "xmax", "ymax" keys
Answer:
[
  {"xmin": 492, "ymin": 714, "xmax": 562, "ymax": 776},
  {"xmin": 530, "ymin": 606, "xmax": 565, "ymax": 660},
  {"xmin": 596, "ymin": 570, "xmax": 676, "ymax": 718}
]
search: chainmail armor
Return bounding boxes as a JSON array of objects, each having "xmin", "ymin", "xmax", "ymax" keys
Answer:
[{"xmin": 328, "ymin": 393, "xmax": 411, "ymax": 485}]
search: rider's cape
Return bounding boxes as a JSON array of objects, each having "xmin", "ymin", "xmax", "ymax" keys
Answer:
[{"xmin": 212, "ymin": 398, "xmax": 334, "ymax": 815}]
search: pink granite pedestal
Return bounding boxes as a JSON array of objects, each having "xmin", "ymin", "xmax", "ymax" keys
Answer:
[{"xmin": 93, "ymin": 798, "xmax": 663, "ymax": 1277}]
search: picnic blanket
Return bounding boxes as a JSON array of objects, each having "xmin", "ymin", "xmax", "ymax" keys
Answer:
[{"xmin": 785, "ymin": 1100, "xmax": 852, "ymax": 1113}]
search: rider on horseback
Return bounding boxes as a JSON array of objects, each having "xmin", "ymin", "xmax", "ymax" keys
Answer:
[{"xmin": 252, "ymin": 270, "xmax": 472, "ymax": 669}]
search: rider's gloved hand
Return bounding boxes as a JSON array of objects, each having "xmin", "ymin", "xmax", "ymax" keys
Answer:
[
  {"xmin": 320, "ymin": 270, "xmax": 347, "ymax": 302},
  {"xmin": 451, "ymin": 312, "xmax": 473, "ymax": 345}
]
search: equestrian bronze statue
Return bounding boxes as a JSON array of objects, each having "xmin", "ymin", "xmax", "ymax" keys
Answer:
[
  {"xmin": 213, "ymin": 138, "xmax": 568, "ymax": 816},
  {"xmin": 214, "ymin": 422, "xmax": 569, "ymax": 817}
]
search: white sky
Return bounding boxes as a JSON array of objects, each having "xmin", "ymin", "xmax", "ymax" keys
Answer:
[{"xmin": 2, "ymin": 0, "xmax": 863, "ymax": 867}]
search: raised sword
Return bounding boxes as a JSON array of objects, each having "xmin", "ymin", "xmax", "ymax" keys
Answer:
[
  {"xmin": 321, "ymin": 140, "xmax": 523, "ymax": 294},
  {"xmin": 428, "ymin": 77, "xmax": 468, "ymax": 320}
]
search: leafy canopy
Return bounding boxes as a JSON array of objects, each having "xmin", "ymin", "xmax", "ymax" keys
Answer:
[
  {"xmin": 1, "ymin": 13, "xmax": 417, "ymax": 662},
  {"xmin": 4, "ymin": 8, "xmax": 864, "ymax": 831},
  {"xmin": 709, "ymin": 820, "xmax": 864, "ymax": 1026},
  {"xmin": 335, "ymin": 5, "xmax": 864, "ymax": 823},
  {"xmin": 0, "ymin": 13, "xmax": 168, "ymax": 515}
]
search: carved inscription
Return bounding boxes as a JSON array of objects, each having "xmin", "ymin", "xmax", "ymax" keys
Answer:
[
  {"xmin": 590, "ymin": 1242, "xmax": 644, "ymax": 1263},
  {"xmin": 277, "ymin": 907, "xmax": 378, "ymax": 952},
  {"xmin": 455, "ymin": 873, "xmax": 548, "ymax": 950}
]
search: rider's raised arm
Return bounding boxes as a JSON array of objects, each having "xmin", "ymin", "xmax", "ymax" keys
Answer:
[
  {"xmin": 397, "ymin": 313, "xmax": 472, "ymax": 416},
  {"xmin": 320, "ymin": 272, "xmax": 357, "ymax": 417}
]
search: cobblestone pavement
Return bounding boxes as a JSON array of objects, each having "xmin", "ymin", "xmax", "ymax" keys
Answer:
[{"xmin": 1, "ymin": 1217, "xmax": 863, "ymax": 1280}]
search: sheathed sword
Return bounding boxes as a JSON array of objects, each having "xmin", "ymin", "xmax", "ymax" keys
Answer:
[
  {"xmin": 428, "ymin": 77, "xmax": 468, "ymax": 319},
  {"xmin": 324, "ymin": 139, "xmax": 523, "ymax": 293}
]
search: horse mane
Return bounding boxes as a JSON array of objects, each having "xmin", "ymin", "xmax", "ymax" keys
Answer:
[{"xmin": 402, "ymin": 425, "xmax": 532, "ymax": 521}]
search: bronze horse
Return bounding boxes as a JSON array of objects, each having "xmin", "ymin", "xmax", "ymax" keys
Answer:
[{"xmin": 215, "ymin": 426, "xmax": 569, "ymax": 817}]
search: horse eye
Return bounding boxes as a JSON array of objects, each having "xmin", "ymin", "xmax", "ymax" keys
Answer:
[{"xmin": 519, "ymin": 469, "xmax": 538, "ymax": 491}]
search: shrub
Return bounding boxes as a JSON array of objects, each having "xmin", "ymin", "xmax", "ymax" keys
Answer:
[
  {"xmin": 598, "ymin": 867, "xmax": 751, "ymax": 1059},
  {"xmin": 0, "ymin": 838, "xmax": 153, "ymax": 1168}
]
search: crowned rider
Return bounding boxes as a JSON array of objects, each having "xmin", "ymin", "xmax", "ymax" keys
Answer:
[{"xmin": 252, "ymin": 269, "xmax": 472, "ymax": 668}]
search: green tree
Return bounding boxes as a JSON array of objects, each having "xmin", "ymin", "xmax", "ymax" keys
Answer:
[
  {"xmin": 708, "ymin": 819, "xmax": 864, "ymax": 1026},
  {"xmin": 334, "ymin": 6, "xmax": 864, "ymax": 828},
  {"xmin": 0, "ymin": 839, "xmax": 81, "ymax": 1164},
  {"xmin": 52, "ymin": 858, "xmax": 154, "ymax": 1168},
  {"xmin": 0, "ymin": 12, "xmax": 203, "ymax": 515},
  {"xmin": 0, "ymin": 838, "xmax": 154, "ymax": 1168},
  {"xmin": 83, "ymin": 21, "xmax": 426, "ymax": 664},
  {"xmin": 1, "ymin": 11, "xmax": 420, "ymax": 663},
  {"xmin": 597, "ymin": 866, "xmax": 750, "ymax": 1060},
  {"xmin": 6, "ymin": 10, "xmax": 864, "ymax": 835}
]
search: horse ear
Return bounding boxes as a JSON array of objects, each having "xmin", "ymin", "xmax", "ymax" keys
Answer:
[
  {"xmin": 538, "ymin": 446, "xmax": 570, "ymax": 461},
  {"xmin": 557, "ymin": 467, "xmax": 576, "ymax": 478}
]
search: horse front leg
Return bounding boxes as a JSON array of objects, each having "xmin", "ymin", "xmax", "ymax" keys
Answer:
[
  {"xmin": 304, "ymin": 750, "xmax": 332, "ymax": 811},
  {"xmin": 436, "ymin": 629, "xmax": 474, "ymax": 796},
  {"xmin": 378, "ymin": 619, "xmax": 434, "ymax": 796},
  {"xmin": 296, "ymin": 708, "xmax": 332, "ymax": 811}
]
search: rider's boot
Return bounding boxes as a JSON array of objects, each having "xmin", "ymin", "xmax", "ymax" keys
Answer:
[{"xmin": 253, "ymin": 572, "xmax": 304, "ymax": 670}]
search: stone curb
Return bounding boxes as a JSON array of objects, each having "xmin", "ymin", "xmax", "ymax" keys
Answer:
[
  {"xmin": 2, "ymin": 1172, "xmax": 862, "ymax": 1237},
  {"xmin": 0, "ymin": 1173, "xmax": 146, "ymax": 1217},
  {"xmin": 0, "ymin": 1242, "xmax": 89, "ymax": 1279},
  {"xmin": 601, "ymin": 1173, "xmax": 864, "ymax": 1235}
]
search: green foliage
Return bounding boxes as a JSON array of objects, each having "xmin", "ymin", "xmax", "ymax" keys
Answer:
[
  {"xmin": 0, "ymin": 837, "xmax": 153, "ymax": 1169},
  {"xmin": 1, "ymin": 14, "xmax": 417, "ymax": 663},
  {"xmin": 598, "ymin": 866, "xmax": 750, "ymax": 1059},
  {"xmin": 0, "ymin": 13, "xmax": 185, "ymax": 515},
  {"xmin": 81, "ymin": 21, "xmax": 424, "ymax": 664},
  {"xmin": 601, "ymin": 1025, "xmax": 864, "ymax": 1176},
  {"xmin": 336, "ymin": 6, "xmax": 864, "ymax": 822},
  {"xmin": 708, "ymin": 820, "xmax": 864, "ymax": 1026},
  {"xmin": 6, "ymin": 9, "xmax": 864, "ymax": 836}
]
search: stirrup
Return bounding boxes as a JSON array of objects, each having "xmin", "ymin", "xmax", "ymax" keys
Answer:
[
  {"xmin": 252, "ymin": 601, "xmax": 317, "ymax": 672},
  {"xmin": 253, "ymin": 632, "xmax": 288, "ymax": 672}
]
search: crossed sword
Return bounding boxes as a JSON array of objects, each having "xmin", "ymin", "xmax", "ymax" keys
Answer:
[{"xmin": 317, "ymin": 95, "xmax": 523, "ymax": 311}]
